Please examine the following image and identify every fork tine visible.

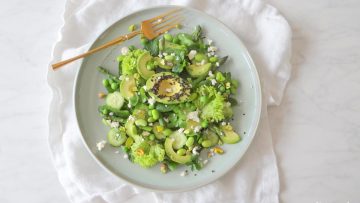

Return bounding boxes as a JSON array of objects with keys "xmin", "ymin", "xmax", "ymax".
[
  {"xmin": 155, "ymin": 20, "xmax": 184, "ymax": 35},
  {"xmin": 152, "ymin": 14, "xmax": 182, "ymax": 26},
  {"xmin": 148, "ymin": 8, "xmax": 182, "ymax": 23},
  {"xmin": 154, "ymin": 17, "xmax": 184, "ymax": 32}
]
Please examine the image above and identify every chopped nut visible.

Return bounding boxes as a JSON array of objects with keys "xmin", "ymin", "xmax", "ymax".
[
  {"xmin": 160, "ymin": 163, "xmax": 168, "ymax": 174},
  {"xmin": 98, "ymin": 92, "xmax": 107, "ymax": 99},
  {"xmin": 213, "ymin": 146, "xmax": 224, "ymax": 154}
]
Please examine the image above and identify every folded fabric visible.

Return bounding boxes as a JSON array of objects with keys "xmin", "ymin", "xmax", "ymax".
[{"xmin": 47, "ymin": 0, "xmax": 292, "ymax": 202}]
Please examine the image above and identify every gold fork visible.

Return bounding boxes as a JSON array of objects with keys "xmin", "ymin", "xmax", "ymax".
[{"xmin": 52, "ymin": 8, "xmax": 183, "ymax": 70}]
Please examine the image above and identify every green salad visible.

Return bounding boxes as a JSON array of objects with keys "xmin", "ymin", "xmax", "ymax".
[{"xmin": 97, "ymin": 25, "xmax": 241, "ymax": 173}]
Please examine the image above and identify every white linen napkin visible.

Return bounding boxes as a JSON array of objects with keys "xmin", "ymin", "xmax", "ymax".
[{"xmin": 47, "ymin": 0, "xmax": 292, "ymax": 202}]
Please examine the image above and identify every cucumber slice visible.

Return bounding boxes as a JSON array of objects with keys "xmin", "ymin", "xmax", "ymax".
[
  {"xmin": 202, "ymin": 130, "xmax": 219, "ymax": 147},
  {"xmin": 106, "ymin": 92, "xmax": 124, "ymax": 109},
  {"xmin": 125, "ymin": 119, "xmax": 137, "ymax": 137},
  {"xmin": 107, "ymin": 128, "xmax": 127, "ymax": 147},
  {"xmin": 170, "ymin": 130, "xmax": 187, "ymax": 149}
]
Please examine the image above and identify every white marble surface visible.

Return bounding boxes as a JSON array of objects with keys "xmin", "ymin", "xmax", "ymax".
[{"xmin": 1, "ymin": 0, "xmax": 359, "ymax": 202}]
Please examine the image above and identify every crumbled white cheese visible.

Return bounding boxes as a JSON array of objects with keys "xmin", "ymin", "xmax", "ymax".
[
  {"xmin": 123, "ymin": 154, "xmax": 129, "ymax": 159},
  {"xmin": 221, "ymin": 122, "xmax": 226, "ymax": 126},
  {"xmin": 200, "ymin": 59, "xmax": 206, "ymax": 65},
  {"xmin": 211, "ymin": 79, "xmax": 217, "ymax": 85},
  {"xmin": 208, "ymin": 71, "xmax": 214, "ymax": 77},
  {"xmin": 207, "ymin": 39, "xmax": 213, "ymax": 45},
  {"xmin": 208, "ymin": 46, "xmax": 218, "ymax": 52},
  {"xmin": 165, "ymin": 88, "xmax": 172, "ymax": 93},
  {"xmin": 119, "ymin": 75, "xmax": 124, "ymax": 80},
  {"xmin": 163, "ymin": 117, "xmax": 169, "ymax": 122},
  {"xmin": 178, "ymin": 128, "xmax": 185, "ymax": 133},
  {"xmin": 194, "ymin": 126, "xmax": 201, "ymax": 133},
  {"xmin": 148, "ymin": 97, "xmax": 156, "ymax": 105},
  {"xmin": 187, "ymin": 111, "xmax": 200, "ymax": 122},
  {"xmin": 203, "ymin": 159, "xmax": 209, "ymax": 165},
  {"xmin": 175, "ymin": 56, "xmax": 180, "ymax": 61},
  {"xmin": 188, "ymin": 50, "xmax": 197, "ymax": 60},
  {"xmin": 207, "ymin": 53, "xmax": 212, "ymax": 57},
  {"xmin": 171, "ymin": 53, "xmax": 175, "ymax": 56},
  {"xmin": 180, "ymin": 170, "xmax": 188, "ymax": 177},
  {"xmin": 121, "ymin": 47, "xmax": 129, "ymax": 55},
  {"xmin": 96, "ymin": 140, "xmax": 106, "ymax": 151},
  {"xmin": 192, "ymin": 146, "xmax": 200, "ymax": 155},
  {"xmin": 210, "ymin": 51, "xmax": 215, "ymax": 56},
  {"xmin": 110, "ymin": 122, "xmax": 119, "ymax": 128},
  {"xmin": 143, "ymin": 85, "xmax": 147, "ymax": 91},
  {"xmin": 216, "ymin": 62, "xmax": 220, "ymax": 67},
  {"xmin": 127, "ymin": 103, "xmax": 131, "ymax": 108},
  {"xmin": 128, "ymin": 115, "xmax": 136, "ymax": 121},
  {"xmin": 142, "ymin": 131, "xmax": 150, "ymax": 136},
  {"xmin": 158, "ymin": 52, "xmax": 163, "ymax": 58},
  {"xmin": 163, "ymin": 52, "xmax": 168, "ymax": 56},
  {"xmin": 109, "ymin": 112, "xmax": 114, "ymax": 116},
  {"xmin": 149, "ymin": 122, "xmax": 153, "ymax": 126}
]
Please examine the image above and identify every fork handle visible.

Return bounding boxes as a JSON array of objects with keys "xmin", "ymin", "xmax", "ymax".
[{"xmin": 52, "ymin": 30, "xmax": 142, "ymax": 70}]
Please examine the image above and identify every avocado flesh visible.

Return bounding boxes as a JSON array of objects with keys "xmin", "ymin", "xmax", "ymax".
[
  {"xmin": 154, "ymin": 57, "xmax": 172, "ymax": 70},
  {"xmin": 164, "ymin": 138, "xmax": 191, "ymax": 164},
  {"xmin": 203, "ymin": 130, "xmax": 219, "ymax": 147},
  {"xmin": 186, "ymin": 63, "xmax": 212, "ymax": 77},
  {"xmin": 220, "ymin": 125, "xmax": 241, "ymax": 144},
  {"xmin": 146, "ymin": 72, "xmax": 190, "ymax": 104},
  {"xmin": 120, "ymin": 75, "xmax": 137, "ymax": 100},
  {"xmin": 136, "ymin": 52, "xmax": 155, "ymax": 79}
]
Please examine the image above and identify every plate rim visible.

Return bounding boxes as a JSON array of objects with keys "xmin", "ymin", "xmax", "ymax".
[{"xmin": 73, "ymin": 5, "xmax": 262, "ymax": 192}]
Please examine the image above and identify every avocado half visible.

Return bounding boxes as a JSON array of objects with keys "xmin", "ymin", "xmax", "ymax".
[{"xmin": 146, "ymin": 72, "xmax": 191, "ymax": 104}]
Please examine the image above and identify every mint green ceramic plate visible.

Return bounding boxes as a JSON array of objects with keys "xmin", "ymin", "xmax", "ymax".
[{"xmin": 74, "ymin": 5, "xmax": 261, "ymax": 192}]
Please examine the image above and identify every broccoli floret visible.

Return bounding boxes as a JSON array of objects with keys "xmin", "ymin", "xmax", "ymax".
[
  {"xmin": 130, "ymin": 137, "xmax": 165, "ymax": 168},
  {"xmin": 200, "ymin": 92, "xmax": 225, "ymax": 122},
  {"xmin": 117, "ymin": 49, "xmax": 146, "ymax": 75}
]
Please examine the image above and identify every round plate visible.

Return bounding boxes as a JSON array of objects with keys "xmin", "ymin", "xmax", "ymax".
[{"xmin": 74, "ymin": 5, "xmax": 261, "ymax": 192}]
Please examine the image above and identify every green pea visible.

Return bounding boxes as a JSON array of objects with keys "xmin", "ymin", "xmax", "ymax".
[
  {"xmin": 202, "ymin": 140, "xmax": 212, "ymax": 148},
  {"xmin": 128, "ymin": 24, "xmax": 136, "ymax": 32},
  {"xmin": 194, "ymin": 53, "xmax": 206, "ymax": 62},
  {"xmin": 177, "ymin": 148, "xmax": 186, "ymax": 156},
  {"xmin": 164, "ymin": 33, "xmax": 173, "ymax": 41},
  {"xmin": 141, "ymin": 38, "xmax": 148, "ymax": 45},
  {"xmin": 102, "ymin": 79, "xmax": 110, "ymax": 87},
  {"xmin": 201, "ymin": 120, "xmax": 208, "ymax": 128},
  {"xmin": 185, "ymin": 137, "xmax": 194, "ymax": 147},
  {"xmin": 102, "ymin": 108, "xmax": 109, "ymax": 115},
  {"xmin": 149, "ymin": 104, "xmax": 155, "ymax": 110},
  {"xmin": 149, "ymin": 134, "xmax": 155, "ymax": 141},
  {"xmin": 163, "ymin": 129, "xmax": 172, "ymax": 136},
  {"xmin": 147, "ymin": 117, "xmax": 155, "ymax": 123},
  {"xmin": 135, "ymin": 119, "xmax": 147, "ymax": 127},
  {"xmin": 209, "ymin": 56, "xmax": 218, "ymax": 63},
  {"xmin": 219, "ymin": 86, "xmax": 225, "ymax": 92},
  {"xmin": 151, "ymin": 109, "xmax": 160, "ymax": 120},
  {"xmin": 164, "ymin": 55, "xmax": 174, "ymax": 62},
  {"xmin": 146, "ymin": 63, "xmax": 154, "ymax": 70},
  {"xmin": 111, "ymin": 83, "xmax": 119, "ymax": 90}
]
